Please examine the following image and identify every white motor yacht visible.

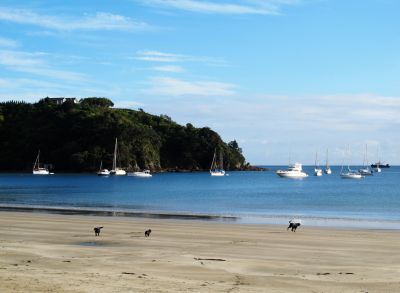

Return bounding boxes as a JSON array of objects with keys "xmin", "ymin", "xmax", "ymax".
[
  {"xmin": 276, "ymin": 163, "xmax": 308, "ymax": 178},
  {"xmin": 127, "ymin": 170, "xmax": 152, "ymax": 177}
]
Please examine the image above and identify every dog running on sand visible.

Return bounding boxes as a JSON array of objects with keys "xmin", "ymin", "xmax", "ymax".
[
  {"xmin": 94, "ymin": 226, "xmax": 103, "ymax": 236},
  {"xmin": 287, "ymin": 220, "xmax": 301, "ymax": 232},
  {"xmin": 145, "ymin": 229, "xmax": 152, "ymax": 237}
]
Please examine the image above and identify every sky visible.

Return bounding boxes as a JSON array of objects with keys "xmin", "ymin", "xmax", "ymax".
[{"xmin": 0, "ymin": 0, "xmax": 399, "ymax": 165}]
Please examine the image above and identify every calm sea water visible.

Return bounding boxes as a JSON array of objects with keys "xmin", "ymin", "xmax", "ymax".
[{"xmin": 0, "ymin": 166, "xmax": 399, "ymax": 228}]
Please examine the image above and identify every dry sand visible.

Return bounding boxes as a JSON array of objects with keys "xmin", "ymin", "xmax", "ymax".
[{"xmin": 1, "ymin": 211, "xmax": 400, "ymax": 292}]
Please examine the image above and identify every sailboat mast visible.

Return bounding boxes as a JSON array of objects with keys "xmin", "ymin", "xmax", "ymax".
[
  {"xmin": 326, "ymin": 149, "xmax": 329, "ymax": 168},
  {"xmin": 113, "ymin": 138, "xmax": 117, "ymax": 170},
  {"xmin": 210, "ymin": 149, "xmax": 216, "ymax": 171},
  {"xmin": 219, "ymin": 150, "xmax": 223, "ymax": 170},
  {"xmin": 34, "ymin": 150, "xmax": 40, "ymax": 170}
]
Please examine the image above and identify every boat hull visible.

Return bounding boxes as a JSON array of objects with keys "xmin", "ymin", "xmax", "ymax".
[
  {"xmin": 210, "ymin": 170, "xmax": 225, "ymax": 176},
  {"xmin": 33, "ymin": 169, "xmax": 50, "ymax": 175},
  {"xmin": 110, "ymin": 169, "xmax": 126, "ymax": 176},
  {"xmin": 340, "ymin": 173, "xmax": 363, "ymax": 179},
  {"xmin": 314, "ymin": 168, "xmax": 323, "ymax": 176},
  {"xmin": 127, "ymin": 172, "xmax": 152, "ymax": 177},
  {"xmin": 276, "ymin": 171, "xmax": 308, "ymax": 178},
  {"xmin": 371, "ymin": 164, "xmax": 390, "ymax": 168},
  {"xmin": 97, "ymin": 169, "xmax": 110, "ymax": 176}
]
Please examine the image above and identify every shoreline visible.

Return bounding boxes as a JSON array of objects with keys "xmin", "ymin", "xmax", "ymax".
[
  {"xmin": 1, "ymin": 205, "xmax": 400, "ymax": 230},
  {"xmin": 1, "ymin": 211, "xmax": 400, "ymax": 292}
]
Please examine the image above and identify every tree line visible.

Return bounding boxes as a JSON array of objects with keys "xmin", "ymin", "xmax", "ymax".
[{"xmin": 0, "ymin": 97, "xmax": 246, "ymax": 172}]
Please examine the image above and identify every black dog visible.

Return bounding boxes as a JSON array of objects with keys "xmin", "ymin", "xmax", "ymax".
[
  {"xmin": 287, "ymin": 221, "xmax": 301, "ymax": 232},
  {"xmin": 94, "ymin": 226, "xmax": 103, "ymax": 236},
  {"xmin": 144, "ymin": 229, "xmax": 152, "ymax": 237}
]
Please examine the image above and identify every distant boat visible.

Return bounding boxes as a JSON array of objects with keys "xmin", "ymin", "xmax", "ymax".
[
  {"xmin": 127, "ymin": 169, "xmax": 152, "ymax": 177},
  {"xmin": 371, "ymin": 162, "xmax": 389, "ymax": 169},
  {"xmin": 314, "ymin": 152, "xmax": 323, "ymax": 176},
  {"xmin": 210, "ymin": 149, "xmax": 225, "ymax": 176},
  {"xmin": 110, "ymin": 138, "xmax": 126, "ymax": 176},
  {"xmin": 276, "ymin": 163, "xmax": 308, "ymax": 178},
  {"xmin": 359, "ymin": 144, "xmax": 373, "ymax": 176},
  {"xmin": 340, "ymin": 146, "xmax": 362, "ymax": 179},
  {"xmin": 32, "ymin": 150, "xmax": 50, "ymax": 175},
  {"xmin": 324, "ymin": 149, "xmax": 332, "ymax": 175},
  {"xmin": 372, "ymin": 146, "xmax": 383, "ymax": 172},
  {"xmin": 97, "ymin": 161, "xmax": 110, "ymax": 176}
]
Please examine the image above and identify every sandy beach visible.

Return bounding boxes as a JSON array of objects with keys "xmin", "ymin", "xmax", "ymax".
[{"xmin": 1, "ymin": 212, "xmax": 400, "ymax": 292}]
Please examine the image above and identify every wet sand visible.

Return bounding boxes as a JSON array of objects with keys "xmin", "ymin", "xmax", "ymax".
[{"xmin": 1, "ymin": 211, "xmax": 399, "ymax": 292}]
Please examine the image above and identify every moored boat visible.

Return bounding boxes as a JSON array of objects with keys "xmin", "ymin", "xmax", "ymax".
[
  {"xmin": 210, "ymin": 149, "xmax": 226, "ymax": 176},
  {"xmin": 110, "ymin": 138, "xmax": 126, "ymax": 176},
  {"xmin": 97, "ymin": 161, "xmax": 110, "ymax": 176},
  {"xmin": 127, "ymin": 170, "xmax": 152, "ymax": 177},
  {"xmin": 276, "ymin": 163, "xmax": 308, "ymax": 178},
  {"xmin": 32, "ymin": 150, "xmax": 50, "ymax": 175}
]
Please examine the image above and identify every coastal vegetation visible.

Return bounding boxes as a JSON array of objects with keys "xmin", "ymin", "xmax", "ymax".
[{"xmin": 0, "ymin": 98, "xmax": 248, "ymax": 172}]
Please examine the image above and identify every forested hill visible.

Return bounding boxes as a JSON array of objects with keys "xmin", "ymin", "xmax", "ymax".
[{"xmin": 0, "ymin": 97, "xmax": 248, "ymax": 172}]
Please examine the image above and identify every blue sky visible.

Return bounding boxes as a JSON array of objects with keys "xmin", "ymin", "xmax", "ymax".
[{"xmin": 1, "ymin": 0, "xmax": 399, "ymax": 165}]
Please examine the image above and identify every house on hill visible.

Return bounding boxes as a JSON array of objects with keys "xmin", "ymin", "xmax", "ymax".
[{"xmin": 47, "ymin": 97, "xmax": 80, "ymax": 105}]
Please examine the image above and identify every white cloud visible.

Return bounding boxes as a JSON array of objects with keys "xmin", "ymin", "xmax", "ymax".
[
  {"xmin": 153, "ymin": 65, "xmax": 184, "ymax": 72},
  {"xmin": 138, "ymin": 93, "xmax": 400, "ymax": 164},
  {"xmin": 144, "ymin": 76, "xmax": 236, "ymax": 96},
  {"xmin": 135, "ymin": 50, "xmax": 183, "ymax": 62},
  {"xmin": 0, "ymin": 7, "xmax": 150, "ymax": 31},
  {"xmin": 0, "ymin": 36, "xmax": 18, "ymax": 47},
  {"xmin": 141, "ymin": 0, "xmax": 300, "ymax": 15},
  {"xmin": 134, "ymin": 50, "xmax": 226, "ymax": 66},
  {"xmin": 0, "ymin": 50, "xmax": 87, "ymax": 82}
]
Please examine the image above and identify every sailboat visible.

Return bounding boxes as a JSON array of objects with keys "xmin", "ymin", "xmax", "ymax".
[
  {"xmin": 110, "ymin": 138, "xmax": 126, "ymax": 175},
  {"xmin": 372, "ymin": 146, "xmax": 382, "ymax": 173},
  {"xmin": 32, "ymin": 150, "xmax": 50, "ymax": 175},
  {"xmin": 324, "ymin": 149, "xmax": 332, "ymax": 174},
  {"xmin": 210, "ymin": 149, "xmax": 225, "ymax": 176},
  {"xmin": 314, "ymin": 152, "xmax": 323, "ymax": 176},
  {"xmin": 340, "ymin": 146, "xmax": 362, "ymax": 179},
  {"xmin": 359, "ymin": 144, "xmax": 373, "ymax": 176},
  {"xmin": 97, "ymin": 161, "xmax": 110, "ymax": 176}
]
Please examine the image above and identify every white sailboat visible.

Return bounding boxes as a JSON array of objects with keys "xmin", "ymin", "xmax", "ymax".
[
  {"xmin": 340, "ymin": 146, "xmax": 362, "ymax": 179},
  {"xmin": 359, "ymin": 144, "xmax": 373, "ymax": 176},
  {"xmin": 324, "ymin": 149, "xmax": 332, "ymax": 174},
  {"xmin": 210, "ymin": 149, "xmax": 225, "ymax": 176},
  {"xmin": 372, "ymin": 146, "xmax": 382, "ymax": 173},
  {"xmin": 97, "ymin": 161, "xmax": 110, "ymax": 176},
  {"xmin": 32, "ymin": 150, "xmax": 50, "ymax": 175},
  {"xmin": 110, "ymin": 138, "xmax": 126, "ymax": 175},
  {"xmin": 314, "ymin": 152, "xmax": 323, "ymax": 176}
]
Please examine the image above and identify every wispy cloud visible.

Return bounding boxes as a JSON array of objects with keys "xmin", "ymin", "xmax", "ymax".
[
  {"xmin": 140, "ymin": 0, "xmax": 300, "ymax": 15},
  {"xmin": 144, "ymin": 76, "xmax": 236, "ymax": 96},
  {"xmin": 153, "ymin": 65, "xmax": 185, "ymax": 72},
  {"xmin": 135, "ymin": 50, "xmax": 226, "ymax": 65},
  {"xmin": 0, "ymin": 50, "xmax": 87, "ymax": 82},
  {"xmin": 0, "ymin": 36, "xmax": 18, "ymax": 47},
  {"xmin": 0, "ymin": 7, "xmax": 150, "ymax": 31},
  {"xmin": 135, "ymin": 51, "xmax": 183, "ymax": 62}
]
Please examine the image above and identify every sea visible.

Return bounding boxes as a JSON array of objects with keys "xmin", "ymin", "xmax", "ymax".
[{"xmin": 0, "ymin": 166, "xmax": 399, "ymax": 229}]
